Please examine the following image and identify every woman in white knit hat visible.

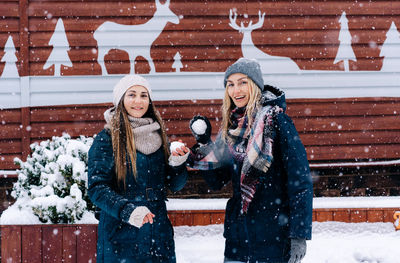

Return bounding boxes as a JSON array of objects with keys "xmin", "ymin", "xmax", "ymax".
[{"xmin": 88, "ymin": 74, "xmax": 189, "ymax": 263}]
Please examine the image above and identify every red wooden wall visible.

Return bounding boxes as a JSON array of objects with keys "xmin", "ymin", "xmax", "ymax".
[
  {"xmin": 2, "ymin": 97, "xmax": 400, "ymax": 171},
  {"xmin": 1, "ymin": 0, "xmax": 400, "ymax": 76}
]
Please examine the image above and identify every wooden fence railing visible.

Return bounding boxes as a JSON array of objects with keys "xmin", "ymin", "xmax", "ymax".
[
  {"xmin": 1, "ymin": 224, "xmax": 97, "ymax": 263},
  {"xmin": 2, "ymin": 207, "xmax": 399, "ymax": 263}
]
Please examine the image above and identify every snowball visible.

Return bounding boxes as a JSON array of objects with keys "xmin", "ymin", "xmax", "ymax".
[
  {"xmin": 191, "ymin": 119, "xmax": 207, "ymax": 135},
  {"xmin": 170, "ymin": 141, "xmax": 185, "ymax": 153}
]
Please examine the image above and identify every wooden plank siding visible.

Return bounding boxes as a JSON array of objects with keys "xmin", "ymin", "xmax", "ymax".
[
  {"xmin": 0, "ymin": 1, "xmax": 398, "ymax": 74},
  {"xmin": 312, "ymin": 208, "xmax": 400, "ymax": 223},
  {"xmin": 2, "ymin": 98, "xmax": 400, "ymax": 200},
  {"xmin": 1, "ymin": 0, "xmax": 400, "ymax": 216},
  {"xmin": 1, "ymin": 97, "xmax": 400, "ymax": 170},
  {"xmin": 0, "ymin": 224, "xmax": 97, "ymax": 263},
  {"xmin": 2, "ymin": 0, "xmax": 400, "ymax": 110},
  {"xmin": 3, "ymin": 0, "xmax": 398, "ymax": 76}
]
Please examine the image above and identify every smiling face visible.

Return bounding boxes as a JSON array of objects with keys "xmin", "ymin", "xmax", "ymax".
[
  {"xmin": 123, "ymin": 85, "xmax": 150, "ymax": 118},
  {"xmin": 226, "ymin": 73, "xmax": 251, "ymax": 108}
]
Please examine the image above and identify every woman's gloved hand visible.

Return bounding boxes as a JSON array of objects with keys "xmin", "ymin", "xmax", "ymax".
[
  {"xmin": 128, "ymin": 206, "xmax": 155, "ymax": 228},
  {"xmin": 288, "ymin": 238, "xmax": 306, "ymax": 263},
  {"xmin": 189, "ymin": 115, "xmax": 212, "ymax": 145}
]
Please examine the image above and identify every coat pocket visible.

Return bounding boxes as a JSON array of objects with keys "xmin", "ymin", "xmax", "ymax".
[
  {"xmin": 103, "ymin": 212, "xmax": 152, "ymax": 258},
  {"xmin": 223, "ymin": 198, "xmax": 247, "ymax": 241},
  {"xmin": 253, "ymin": 207, "xmax": 289, "ymax": 244},
  {"xmin": 107, "ymin": 217, "xmax": 152, "ymax": 257},
  {"xmin": 152, "ymin": 215, "xmax": 176, "ymax": 258}
]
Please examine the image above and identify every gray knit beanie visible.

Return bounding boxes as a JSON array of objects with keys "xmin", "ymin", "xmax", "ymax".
[{"xmin": 224, "ymin": 58, "xmax": 264, "ymax": 91}]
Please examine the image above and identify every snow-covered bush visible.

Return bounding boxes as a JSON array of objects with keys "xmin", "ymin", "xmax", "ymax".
[{"xmin": 1, "ymin": 133, "xmax": 97, "ymax": 224}]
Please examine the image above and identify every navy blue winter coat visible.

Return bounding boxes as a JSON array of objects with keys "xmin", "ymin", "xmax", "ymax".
[
  {"xmin": 88, "ymin": 129, "xmax": 187, "ymax": 263},
  {"xmin": 200, "ymin": 86, "xmax": 313, "ymax": 263}
]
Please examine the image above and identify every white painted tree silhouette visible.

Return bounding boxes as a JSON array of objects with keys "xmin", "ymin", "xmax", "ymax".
[
  {"xmin": 172, "ymin": 52, "xmax": 183, "ymax": 72},
  {"xmin": 43, "ymin": 18, "xmax": 73, "ymax": 76},
  {"xmin": 334, "ymin": 11, "xmax": 357, "ymax": 71},
  {"xmin": 1, "ymin": 35, "xmax": 19, "ymax": 77},
  {"xmin": 380, "ymin": 22, "xmax": 400, "ymax": 72}
]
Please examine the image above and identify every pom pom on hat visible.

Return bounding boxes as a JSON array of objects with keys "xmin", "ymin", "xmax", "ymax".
[
  {"xmin": 224, "ymin": 58, "xmax": 264, "ymax": 91},
  {"xmin": 113, "ymin": 74, "xmax": 152, "ymax": 106}
]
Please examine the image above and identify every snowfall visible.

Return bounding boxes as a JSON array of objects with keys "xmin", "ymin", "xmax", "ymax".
[{"xmin": 2, "ymin": 197, "xmax": 400, "ymax": 263}]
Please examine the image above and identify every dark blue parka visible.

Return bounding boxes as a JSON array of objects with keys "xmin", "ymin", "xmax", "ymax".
[
  {"xmin": 88, "ymin": 129, "xmax": 187, "ymax": 263},
  {"xmin": 200, "ymin": 86, "xmax": 313, "ymax": 263}
]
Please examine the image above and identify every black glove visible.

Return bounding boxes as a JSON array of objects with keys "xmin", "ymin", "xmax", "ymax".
[
  {"xmin": 189, "ymin": 115, "xmax": 212, "ymax": 145},
  {"xmin": 288, "ymin": 238, "xmax": 306, "ymax": 263}
]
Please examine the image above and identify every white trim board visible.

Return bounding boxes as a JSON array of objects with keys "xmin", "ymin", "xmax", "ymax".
[{"xmin": 1, "ymin": 71, "xmax": 400, "ymax": 109}]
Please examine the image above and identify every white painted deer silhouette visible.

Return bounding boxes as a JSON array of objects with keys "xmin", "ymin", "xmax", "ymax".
[
  {"xmin": 94, "ymin": 0, "xmax": 179, "ymax": 75},
  {"xmin": 229, "ymin": 9, "xmax": 300, "ymax": 73}
]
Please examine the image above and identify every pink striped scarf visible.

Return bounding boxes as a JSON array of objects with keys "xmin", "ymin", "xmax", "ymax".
[{"xmin": 228, "ymin": 105, "xmax": 282, "ymax": 213}]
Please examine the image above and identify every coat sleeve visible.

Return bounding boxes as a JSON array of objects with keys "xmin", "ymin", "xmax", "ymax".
[
  {"xmin": 200, "ymin": 165, "xmax": 232, "ymax": 191},
  {"xmin": 190, "ymin": 136, "xmax": 233, "ymax": 191},
  {"xmin": 165, "ymin": 162, "xmax": 188, "ymax": 193},
  {"xmin": 87, "ymin": 130, "xmax": 136, "ymax": 223},
  {"xmin": 275, "ymin": 113, "xmax": 313, "ymax": 240}
]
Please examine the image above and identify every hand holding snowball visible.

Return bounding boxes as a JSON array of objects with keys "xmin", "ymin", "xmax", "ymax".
[
  {"xmin": 168, "ymin": 140, "xmax": 190, "ymax": 166},
  {"xmin": 189, "ymin": 115, "xmax": 212, "ymax": 144},
  {"xmin": 170, "ymin": 140, "xmax": 189, "ymax": 156}
]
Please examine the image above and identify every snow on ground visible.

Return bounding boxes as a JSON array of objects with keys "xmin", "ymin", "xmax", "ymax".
[
  {"xmin": 175, "ymin": 224, "xmax": 225, "ymax": 263},
  {"xmin": 174, "ymin": 222, "xmax": 400, "ymax": 263}
]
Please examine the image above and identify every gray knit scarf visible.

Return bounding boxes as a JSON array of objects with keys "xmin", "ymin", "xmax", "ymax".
[{"xmin": 104, "ymin": 108, "xmax": 162, "ymax": 155}]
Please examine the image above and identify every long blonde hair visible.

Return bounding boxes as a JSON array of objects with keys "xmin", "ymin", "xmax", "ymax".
[
  {"xmin": 110, "ymin": 99, "xmax": 170, "ymax": 189},
  {"xmin": 221, "ymin": 77, "xmax": 262, "ymax": 142}
]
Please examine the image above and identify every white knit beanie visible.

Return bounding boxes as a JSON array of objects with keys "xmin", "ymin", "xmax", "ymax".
[{"xmin": 113, "ymin": 75, "xmax": 152, "ymax": 106}]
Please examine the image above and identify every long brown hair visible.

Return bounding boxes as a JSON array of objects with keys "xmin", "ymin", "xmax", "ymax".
[
  {"xmin": 110, "ymin": 98, "xmax": 170, "ymax": 189},
  {"xmin": 221, "ymin": 77, "xmax": 261, "ymax": 142}
]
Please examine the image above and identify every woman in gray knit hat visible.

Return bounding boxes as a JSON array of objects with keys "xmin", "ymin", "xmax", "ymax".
[
  {"xmin": 88, "ymin": 74, "xmax": 189, "ymax": 263},
  {"xmin": 189, "ymin": 58, "xmax": 313, "ymax": 263}
]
